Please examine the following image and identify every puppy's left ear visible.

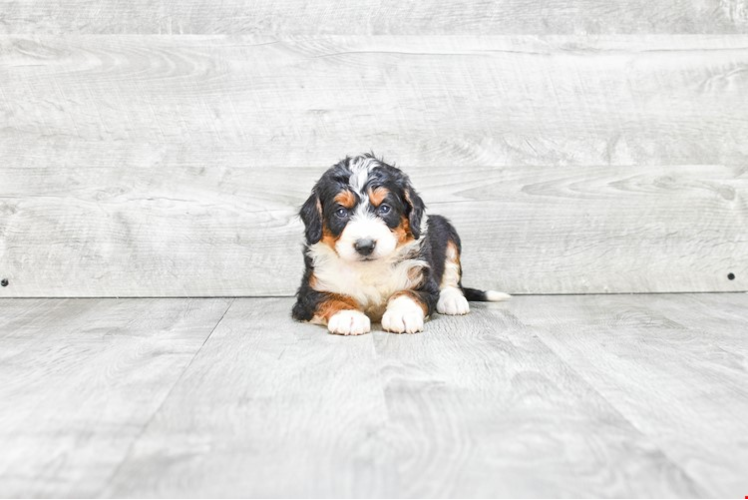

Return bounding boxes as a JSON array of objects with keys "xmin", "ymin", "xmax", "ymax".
[
  {"xmin": 404, "ymin": 184, "xmax": 426, "ymax": 239},
  {"xmin": 300, "ymin": 190, "xmax": 323, "ymax": 244}
]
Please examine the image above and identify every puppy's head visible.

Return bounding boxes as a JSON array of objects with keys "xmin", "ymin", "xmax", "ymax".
[{"xmin": 300, "ymin": 154, "xmax": 425, "ymax": 262}]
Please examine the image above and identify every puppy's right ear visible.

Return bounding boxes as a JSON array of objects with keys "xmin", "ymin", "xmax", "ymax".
[
  {"xmin": 404, "ymin": 185, "xmax": 425, "ymax": 240},
  {"xmin": 300, "ymin": 190, "xmax": 323, "ymax": 245}
]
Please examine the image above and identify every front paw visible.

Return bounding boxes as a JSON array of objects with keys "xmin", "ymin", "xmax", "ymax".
[
  {"xmin": 328, "ymin": 310, "xmax": 371, "ymax": 336},
  {"xmin": 382, "ymin": 297, "xmax": 425, "ymax": 334}
]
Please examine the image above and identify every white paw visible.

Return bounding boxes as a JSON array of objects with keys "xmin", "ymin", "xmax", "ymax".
[
  {"xmin": 328, "ymin": 310, "xmax": 371, "ymax": 336},
  {"xmin": 382, "ymin": 296, "xmax": 425, "ymax": 334},
  {"xmin": 437, "ymin": 287, "xmax": 470, "ymax": 315}
]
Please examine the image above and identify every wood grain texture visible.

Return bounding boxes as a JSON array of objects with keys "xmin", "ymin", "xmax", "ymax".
[
  {"xmin": 1, "ymin": 35, "xmax": 747, "ymax": 296},
  {"xmin": 102, "ymin": 298, "xmax": 396, "ymax": 498},
  {"xmin": 0, "ymin": 297, "xmax": 232, "ymax": 498},
  {"xmin": 510, "ymin": 293, "xmax": 748, "ymax": 498},
  {"xmin": 1, "ymin": 161, "xmax": 745, "ymax": 296},
  {"xmin": 0, "ymin": 0, "xmax": 747, "ymax": 34},
  {"xmin": 102, "ymin": 297, "xmax": 709, "ymax": 497},
  {"xmin": 2, "ymin": 36, "xmax": 748, "ymax": 167},
  {"xmin": 3, "ymin": 295, "xmax": 746, "ymax": 496},
  {"xmin": 369, "ymin": 302, "xmax": 704, "ymax": 498}
]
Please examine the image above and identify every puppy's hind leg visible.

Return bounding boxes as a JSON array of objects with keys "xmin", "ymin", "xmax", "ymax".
[{"xmin": 436, "ymin": 240, "xmax": 471, "ymax": 315}]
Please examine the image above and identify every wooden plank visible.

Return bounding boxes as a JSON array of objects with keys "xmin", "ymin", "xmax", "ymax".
[
  {"xmin": 510, "ymin": 293, "xmax": 748, "ymax": 498},
  {"xmin": 0, "ymin": 0, "xmax": 747, "ymax": 34},
  {"xmin": 370, "ymin": 302, "xmax": 706, "ymax": 497},
  {"xmin": 102, "ymin": 298, "xmax": 397, "ymax": 497},
  {"xmin": 0, "ymin": 297, "xmax": 232, "ymax": 497},
  {"xmin": 2, "ymin": 35, "xmax": 747, "ymax": 296},
  {"xmin": 2, "ymin": 295, "xmax": 743, "ymax": 496},
  {"xmin": 1, "ymin": 162, "xmax": 745, "ymax": 297},
  {"xmin": 105, "ymin": 297, "xmax": 705, "ymax": 497},
  {"xmin": 1, "ymin": 36, "xmax": 748, "ymax": 167}
]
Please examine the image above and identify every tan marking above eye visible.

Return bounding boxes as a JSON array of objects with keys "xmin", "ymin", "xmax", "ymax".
[
  {"xmin": 369, "ymin": 186, "xmax": 389, "ymax": 206},
  {"xmin": 334, "ymin": 190, "xmax": 356, "ymax": 209}
]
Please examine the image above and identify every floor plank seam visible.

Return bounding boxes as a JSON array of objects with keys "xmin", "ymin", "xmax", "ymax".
[
  {"xmin": 4, "ymin": 296, "xmax": 743, "ymax": 496},
  {"xmin": 93, "ymin": 298, "xmax": 235, "ymax": 497},
  {"xmin": 1, "ymin": 291, "xmax": 747, "ymax": 300}
]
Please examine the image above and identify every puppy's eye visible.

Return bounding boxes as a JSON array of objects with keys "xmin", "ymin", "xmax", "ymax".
[
  {"xmin": 335, "ymin": 207, "xmax": 349, "ymax": 218},
  {"xmin": 378, "ymin": 204, "xmax": 391, "ymax": 215}
]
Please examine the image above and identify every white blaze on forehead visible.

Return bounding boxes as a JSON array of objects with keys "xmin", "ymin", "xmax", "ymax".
[{"xmin": 348, "ymin": 156, "xmax": 378, "ymax": 194}]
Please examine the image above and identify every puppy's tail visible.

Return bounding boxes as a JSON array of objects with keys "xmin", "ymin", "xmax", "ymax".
[{"xmin": 461, "ymin": 287, "xmax": 511, "ymax": 302}]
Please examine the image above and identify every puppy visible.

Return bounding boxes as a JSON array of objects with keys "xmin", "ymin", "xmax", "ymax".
[{"xmin": 292, "ymin": 154, "xmax": 509, "ymax": 335}]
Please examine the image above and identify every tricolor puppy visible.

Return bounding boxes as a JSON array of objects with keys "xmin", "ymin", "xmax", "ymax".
[{"xmin": 292, "ymin": 154, "xmax": 509, "ymax": 335}]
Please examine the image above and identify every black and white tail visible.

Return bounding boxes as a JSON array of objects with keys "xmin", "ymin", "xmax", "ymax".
[{"xmin": 461, "ymin": 287, "xmax": 511, "ymax": 302}]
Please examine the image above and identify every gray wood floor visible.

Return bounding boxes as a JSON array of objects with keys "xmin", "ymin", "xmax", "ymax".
[{"xmin": 0, "ymin": 294, "xmax": 746, "ymax": 498}]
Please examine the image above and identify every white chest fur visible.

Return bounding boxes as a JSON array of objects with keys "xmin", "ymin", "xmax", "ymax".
[{"xmin": 308, "ymin": 242, "xmax": 427, "ymax": 319}]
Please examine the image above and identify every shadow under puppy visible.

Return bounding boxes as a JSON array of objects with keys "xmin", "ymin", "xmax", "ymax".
[{"xmin": 292, "ymin": 154, "xmax": 509, "ymax": 335}]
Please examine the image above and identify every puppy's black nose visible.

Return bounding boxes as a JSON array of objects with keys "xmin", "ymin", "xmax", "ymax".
[{"xmin": 354, "ymin": 238, "xmax": 376, "ymax": 256}]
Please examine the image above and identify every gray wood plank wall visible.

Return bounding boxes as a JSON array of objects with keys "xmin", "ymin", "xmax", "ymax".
[
  {"xmin": 0, "ymin": 9, "xmax": 746, "ymax": 297},
  {"xmin": 1, "ymin": 0, "xmax": 748, "ymax": 34}
]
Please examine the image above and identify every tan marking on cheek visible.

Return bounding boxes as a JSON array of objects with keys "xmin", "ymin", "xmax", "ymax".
[
  {"xmin": 321, "ymin": 221, "xmax": 340, "ymax": 251},
  {"xmin": 334, "ymin": 190, "xmax": 356, "ymax": 209},
  {"xmin": 368, "ymin": 186, "xmax": 389, "ymax": 206},
  {"xmin": 312, "ymin": 294, "xmax": 361, "ymax": 323},
  {"xmin": 389, "ymin": 290, "xmax": 428, "ymax": 316},
  {"xmin": 394, "ymin": 216, "xmax": 415, "ymax": 246}
]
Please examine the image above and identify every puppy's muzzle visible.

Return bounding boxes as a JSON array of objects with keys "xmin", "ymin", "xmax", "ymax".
[{"xmin": 354, "ymin": 238, "xmax": 376, "ymax": 257}]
